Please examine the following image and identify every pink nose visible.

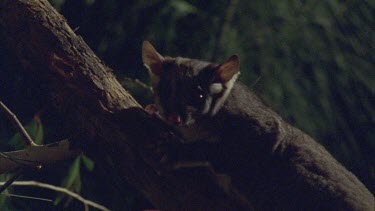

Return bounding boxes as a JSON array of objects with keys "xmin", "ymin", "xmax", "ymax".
[{"xmin": 168, "ymin": 113, "xmax": 181, "ymax": 125}]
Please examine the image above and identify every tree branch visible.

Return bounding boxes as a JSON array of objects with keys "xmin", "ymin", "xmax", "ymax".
[
  {"xmin": 0, "ymin": 101, "xmax": 37, "ymax": 146},
  {"xmin": 0, "ymin": 181, "xmax": 110, "ymax": 211},
  {"xmin": 0, "ymin": 168, "xmax": 23, "ymax": 193},
  {"xmin": 0, "ymin": 140, "xmax": 80, "ymax": 174},
  {"xmin": 0, "ymin": 100, "xmax": 80, "ymax": 190},
  {"xmin": 0, "ymin": 0, "xmax": 246, "ymax": 210}
]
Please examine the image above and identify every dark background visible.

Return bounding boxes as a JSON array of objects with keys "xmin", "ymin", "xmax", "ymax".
[{"xmin": 0, "ymin": 0, "xmax": 373, "ymax": 210}]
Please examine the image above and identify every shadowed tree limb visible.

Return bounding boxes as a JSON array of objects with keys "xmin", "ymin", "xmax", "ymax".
[
  {"xmin": 0, "ymin": 100, "xmax": 80, "ymax": 193},
  {"xmin": 0, "ymin": 181, "xmax": 110, "ymax": 211},
  {"xmin": 0, "ymin": 139, "xmax": 80, "ymax": 174},
  {"xmin": 0, "ymin": 168, "xmax": 23, "ymax": 193},
  {"xmin": 0, "ymin": 0, "xmax": 250, "ymax": 210}
]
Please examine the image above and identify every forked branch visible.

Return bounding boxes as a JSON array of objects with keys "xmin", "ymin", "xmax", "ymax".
[{"xmin": 0, "ymin": 181, "xmax": 110, "ymax": 211}]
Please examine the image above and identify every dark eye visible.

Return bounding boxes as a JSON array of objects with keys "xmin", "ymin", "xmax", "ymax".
[{"xmin": 191, "ymin": 86, "xmax": 205, "ymax": 108}]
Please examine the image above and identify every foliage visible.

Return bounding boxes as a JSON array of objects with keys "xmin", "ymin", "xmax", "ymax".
[
  {"xmin": 54, "ymin": 155, "xmax": 94, "ymax": 206},
  {"xmin": 0, "ymin": 0, "xmax": 373, "ymax": 209},
  {"xmin": 9, "ymin": 115, "xmax": 44, "ymax": 149}
]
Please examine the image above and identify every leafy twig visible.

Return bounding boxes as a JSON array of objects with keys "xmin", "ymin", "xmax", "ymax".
[
  {"xmin": 1, "ymin": 192, "xmax": 53, "ymax": 202},
  {"xmin": 0, "ymin": 168, "xmax": 23, "ymax": 193},
  {"xmin": 0, "ymin": 101, "xmax": 37, "ymax": 146},
  {"xmin": 0, "ymin": 101, "xmax": 80, "ymax": 175},
  {"xmin": 0, "ymin": 180, "xmax": 110, "ymax": 211},
  {"xmin": 0, "ymin": 140, "xmax": 81, "ymax": 174}
]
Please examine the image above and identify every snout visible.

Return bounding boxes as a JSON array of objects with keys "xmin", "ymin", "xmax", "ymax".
[{"xmin": 167, "ymin": 112, "xmax": 182, "ymax": 125}]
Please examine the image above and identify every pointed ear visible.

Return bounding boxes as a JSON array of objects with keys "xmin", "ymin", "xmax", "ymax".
[
  {"xmin": 216, "ymin": 55, "xmax": 240, "ymax": 82},
  {"xmin": 142, "ymin": 41, "xmax": 164, "ymax": 76}
]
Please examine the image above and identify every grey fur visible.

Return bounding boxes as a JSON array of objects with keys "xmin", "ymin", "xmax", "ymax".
[{"xmin": 178, "ymin": 82, "xmax": 374, "ymax": 210}]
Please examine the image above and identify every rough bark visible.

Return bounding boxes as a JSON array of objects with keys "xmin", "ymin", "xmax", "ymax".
[
  {"xmin": 0, "ymin": 0, "xmax": 249, "ymax": 210},
  {"xmin": 0, "ymin": 0, "xmax": 373, "ymax": 210}
]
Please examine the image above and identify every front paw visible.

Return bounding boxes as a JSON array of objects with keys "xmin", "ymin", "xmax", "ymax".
[{"xmin": 145, "ymin": 104, "xmax": 162, "ymax": 118}]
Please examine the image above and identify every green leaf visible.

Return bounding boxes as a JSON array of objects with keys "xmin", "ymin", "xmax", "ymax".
[
  {"xmin": 32, "ymin": 115, "xmax": 44, "ymax": 145},
  {"xmin": 0, "ymin": 175, "xmax": 9, "ymax": 207},
  {"xmin": 64, "ymin": 157, "xmax": 81, "ymax": 189},
  {"xmin": 54, "ymin": 157, "xmax": 81, "ymax": 205},
  {"xmin": 81, "ymin": 155, "xmax": 95, "ymax": 171},
  {"xmin": 9, "ymin": 133, "xmax": 24, "ymax": 150},
  {"xmin": 171, "ymin": 0, "xmax": 197, "ymax": 15},
  {"xmin": 84, "ymin": 0, "xmax": 95, "ymax": 6},
  {"xmin": 8, "ymin": 114, "xmax": 44, "ymax": 149}
]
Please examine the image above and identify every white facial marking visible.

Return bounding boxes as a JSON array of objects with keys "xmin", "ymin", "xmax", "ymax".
[
  {"xmin": 202, "ymin": 95, "xmax": 213, "ymax": 114},
  {"xmin": 209, "ymin": 83, "xmax": 223, "ymax": 94},
  {"xmin": 210, "ymin": 72, "xmax": 240, "ymax": 116}
]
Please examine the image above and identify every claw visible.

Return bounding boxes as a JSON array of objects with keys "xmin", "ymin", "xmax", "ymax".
[{"xmin": 145, "ymin": 104, "xmax": 164, "ymax": 120}]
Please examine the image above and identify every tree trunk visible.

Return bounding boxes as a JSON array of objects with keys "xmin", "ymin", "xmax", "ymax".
[{"xmin": 0, "ymin": 0, "xmax": 250, "ymax": 210}]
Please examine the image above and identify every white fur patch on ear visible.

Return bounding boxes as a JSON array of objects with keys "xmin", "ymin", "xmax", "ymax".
[
  {"xmin": 209, "ymin": 83, "xmax": 223, "ymax": 94},
  {"xmin": 210, "ymin": 71, "xmax": 240, "ymax": 115},
  {"xmin": 202, "ymin": 95, "xmax": 213, "ymax": 114}
]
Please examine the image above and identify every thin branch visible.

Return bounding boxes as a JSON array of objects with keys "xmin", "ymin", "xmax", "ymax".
[
  {"xmin": 0, "ymin": 101, "xmax": 37, "ymax": 146},
  {"xmin": 0, "ymin": 168, "xmax": 23, "ymax": 193},
  {"xmin": 0, "ymin": 181, "xmax": 110, "ymax": 211},
  {"xmin": 1, "ymin": 192, "xmax": 53, "ymax": 202},
  {"xmin": 0, "ymin": 139, "xmax": 81, "ymax": 174}
]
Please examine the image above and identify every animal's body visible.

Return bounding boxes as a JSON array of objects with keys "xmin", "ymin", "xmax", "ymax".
[{"xmin": 142, "ymin": 41, "xmax": 374, "ymax": 210}]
